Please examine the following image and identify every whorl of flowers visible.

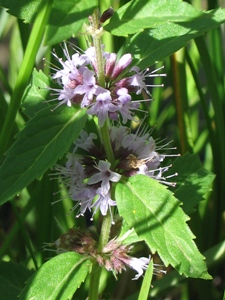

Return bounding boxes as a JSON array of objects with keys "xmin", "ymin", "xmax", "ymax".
[
  {"xmin": 54, "ymin": 126, "xmax": 177, "ymax": 221},
  {"xmin": 47, "ymin": 13, "xmax": 176, "ymax": 283},
  {"xmin": 47, "ymin": 228, "xmax": 166, "ymax": 280},
  {"xmin": 48, "ymin": 43, "xmax": 165, "ymax": 126}
]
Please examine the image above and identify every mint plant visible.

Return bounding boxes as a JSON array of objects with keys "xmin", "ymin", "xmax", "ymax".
[{"xmin": 0, "ymin": 1, "xmax": 224, "ymax": 299}]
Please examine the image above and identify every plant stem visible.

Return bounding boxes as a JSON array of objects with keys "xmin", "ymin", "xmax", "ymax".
[
  {"xmin": 88, "ymin": 11, "xmax": 115, "ymax": 300},
  {"xmin": 100, "ymin": 121, "xmax": 115, "ymax": 166},
  {"xmin": 88, "ymin": 263, "xmax": 102, "ymax": 300},
  {"xmin": 91, "ymin": 10, "xmax": 115, "ymax": 166},
  {"xmin": 88, "ymin": 211, "xmax": 112, "ymax": 300},
  {"xmin": 98, "ymin": 210, "xmax": 112, "ymax": 252},
  {"xmin": 92, "ymin": 10, "xmax": 105, "ymax": 87}
]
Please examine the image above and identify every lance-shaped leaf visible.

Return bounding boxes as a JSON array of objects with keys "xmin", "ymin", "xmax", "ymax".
[
  {"xmin": 19, "ymin": 253, "xmax": 91, "ymax": 300},
  {"xmin": 115, "ymin": 175, "xmax": 211, "ymax": 279},
  {"xmin": 138, "ymin": 259, "xmax": 154, "ymax": 300},
  {"xmin": 105, "ymin": 0, "xmax": 225, "ymax": 37},
  {"xmin": 0, "ymin": 105, "xmax": 87, "ymax": 205},
  {"xmin": 122, "ymin": 8, "xmax": 225, "ymax": 69},
  {"xmin": 0, "ymin": 0, "xmax": 97, "ymax": 45}
]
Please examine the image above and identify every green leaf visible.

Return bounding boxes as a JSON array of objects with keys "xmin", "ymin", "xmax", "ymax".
[
  {"xmin": 45, "ymin": 0, "xmax": 98, "ymax": 45},
  {"xmin": 0, "ymin": 0, "xmax": 97, "ymax": 45},
  {"xmin": 138, "ymin": 259, "xmax": 153, "ymax": 300},
  {"xmin": 169, "ymin": 153, "xmax": 215, "ymax": 214},
  {"xmin": 118, "ymin": 221, "xmax": 142, "ymax": 245},
  {"xmin": 0, "ymin": 261, "xmax": 34, "ymax": 300},
  {"xmin": 0, "ymin": 105, "xmax": 87, "ymax": 205},
  {"xmin": 0, "ymin": 0, "xmax": 42, "ymax": 23},
  {"xmin": 0, "ymin": 276, "xmax": 20, "ymax": 300},
  {"xmin": 122, "ymin": 8, "xmax": 225, "ymax": 69},
  {"xmin": 115, "ymin": 175, "xmax": 211, "ymax": 279},
  {"xmin": 22, "ymin": 69, "xmax": 52, "ymax": 118},
  {"xmin": 19, "ymin": 253, "xmax": 91, "ymax": 300},
  {"xmin": 149, "ymin": 240, "xmax": 225, "ymax": 298},
  {"xmin": 105, "ymin": 0, "xmax": 225, "ymax": 37}
]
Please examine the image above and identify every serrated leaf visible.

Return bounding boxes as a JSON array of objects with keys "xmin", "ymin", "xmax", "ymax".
[
  {"xmin": 22, "ymin": 69, "xmax": 53, "ymax": 118},
  {"xmin": 121, "ymin": 8, "xmax": 225, "ymax": 69},
  {"xmin": 0, "ymin": 105, "xmax": 87, "ymax": 205},
  {"xmin": 105, "ymin": 0, "xmax": 225, "ymax": 37},
  {"xmin": 115, "ymin": 175, "xmax": 211, "ymax": 279},
  {"xmin": 0, "ymin": 0, "xmax": 41, "ymax": 23},
  {"xmin": 168, "ymin": 153, "xmax": 215, "ymax": 214},
  {"xmin": 19, "ymin": 253, "xmax": 91, "ymax": 300}
]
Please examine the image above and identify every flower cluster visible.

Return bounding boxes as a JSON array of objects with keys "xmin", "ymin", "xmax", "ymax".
[
  {"xmin": 48, "ymin": 32, "xmax": 171, "ymax": 284},
  {"xmin": 49, "ymin": 43, "xmax": 164, "ymax": 126},
  {"xmin": 47, "ymin": 227, "xmax": 166, "ymax": 280},
  {"xmin": 55, "ymin": 125, "xmax": 176, "ymax": 221}
]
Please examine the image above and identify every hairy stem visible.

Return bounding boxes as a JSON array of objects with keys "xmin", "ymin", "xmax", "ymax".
[
  {"xmin": 88, "ymin": 10, "xmax": 114, "ymax": 300},
  {"xmin": 92, "ymin": 10, "xmax": 105, "ymax": 87},
  {"xmin": 100, "ymin": 121, "xmax": 115, "ymax": 166}
]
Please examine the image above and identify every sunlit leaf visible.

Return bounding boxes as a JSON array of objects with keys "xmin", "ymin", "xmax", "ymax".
[
  {"xmin": 19, "ymin": 253, "xmax": 91, "ymax": 300},
  {"xmin": 0, "ymin": 0, "xmax": 42, "ymax": 23},
  {"xmin": 105, "ymin": 0, "xmax": 225, "ymax": 37},
  {"xmin": 0, "ymin": 0, "xmax": 97, "ymax": 45},
  {"xmin": 116, "ymin": 175, "xmax": 211, "ymax": 279},
  {"xmin": 123, "ymin": 7, "xmax": 225, "ymax": 69}
]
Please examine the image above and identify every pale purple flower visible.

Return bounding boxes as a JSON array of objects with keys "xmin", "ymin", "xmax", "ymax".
[
  {"xmin": 47, "ymin": 86, "xmax": 75, "ymax": 108},
  {"xmin": 48, "ymin": 42, "xmax": 166, "ymax": 124},
  {"xmin": 88, "ymin": 160, "xmax": 121, "ymax": 195},
  {"xmin": 52, "ymin": 43, "xmax": 89, "ymax": 86},
  {"xmin": 92, "ymin": 187, "xmax": 116, "ymax": 216},
  {"xmin": 111, "ymin": 53, "xmax": 132, "ymax": 80},
  {"xmin": 87, "ymin": 91, "xmax": 118, "ymax": 126},
  {"xmin": 104, "ymin": 52, "xmax": 117, "ymax": 78},
  {"xmin": 83, "ymin": 45, "xmax": 105, "ymax": 68},
  {"xmin": 77, "ymin": 186, "xmax": 97, "ymax": 216},
  {"xmin": 73, "ymin": 130, "xmax": 97, "ymax": 152},
  {"xmin": 57, "ymin": 86, "xmax": 75, "ymax": 107},
  {"xmin": 114, "ymin": 88, "xmax": 140, "ymax": 123},
  {"xmin": 73, "ymin": 69, "xmax": 100, "ymax": 107},
  {"xmin": 128, "ymin": 66, "xmax": 149, "ymax": 95}
]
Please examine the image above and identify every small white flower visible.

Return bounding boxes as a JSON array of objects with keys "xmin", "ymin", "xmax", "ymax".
[{"xmin": 128, "ymin": 256, "xmax": 151, "ymax": 280}]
